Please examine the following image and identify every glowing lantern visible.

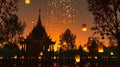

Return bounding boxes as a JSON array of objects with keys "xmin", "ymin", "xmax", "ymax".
[
  {"xmin": 40, "ymin": 51, "xmax": 43, "ymax": 56},
  {"xmin": 63, "ymin": 41, "xmax": 67, "ymax": 45},
  {"xmin": 75, "ymin": 55, "xmax": 80, "ymax": 63},
  {"xmin": 83, "ymin": 45, "xmax": 87, "ymax": 50},
  {"xmin": 82, "ymin": 24, "xmax": 87, "ymax": 31},
  {"xmin": 38, "ymin": 56, "xmax": 42, "ymax": 59},
  {"xmin": 110, "ymin": 51, "xmax": 114, "ymax": 55},
  {"xmin": 98, "ymin": 46, "xmax": 104, "ymax": 53},
  {"xmin": 48, "ymin": 48, "xmax": 50, "ymax": 51},
  {"xmin": 14, "ymin": 55, "xmax": 17, "ymax": 59},
  {"xmin": 21, "ymin": 56, "xmax": 24, "ymax": 59},
  {"xmin": 0, "ymin": 56, "xmax": 3, "ymax": 59},
  {"xmin": 83, "ymin": 45, "xmax": 89, "ymax": 52},
  {"xmin": 32, "ymin": 20, "xmax": 34, "ymax": 24},
  {"xmin": 25, "ymin": 0, "xmax": 30, "ymax": 4},
  {"xmin": 54, "ymin": 56, "xmax": 57, "ymax": 60},
  {"xmin": 94, "ymin": 56, "xmax": 97, "ymax": 59}
]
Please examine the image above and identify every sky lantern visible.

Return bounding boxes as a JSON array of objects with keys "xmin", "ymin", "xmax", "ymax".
[
  {"xmin": 110, "ymin": 51, "xmax": 114, "ymax": 55},
  {"xmin": 75, "ymin": 55, "xmax": 80, "ymax": 63},
  {"xmin": 14, "ymin": 55, "xmax": 17, "ymax": 59},
  {"xmin": 82, "ymin": 24, "xmax": 87, "ymax": 32},
  {"xmin": 48, "ymin": 48, "xmax": 50, "ymax": 51},
  {"xmin": 63, "ymin": 41, "xmax": 67, "ymax": 45},
  {"xmin": 83, "ymin": 45, "xmax": 89, "ymax": 52},
  {"xmin": 54, "ymin": 56, "xmax": 57, "ymax": 60},
  {"xmin": 40, "ymin": 51, "xmax": 43, "ymax": 56},
  {"xmin": 98, "ymin": 45, "xmax": 104, "ymax": 53},
  {"xmin": 25, "ymin": 0, "xmax": 30, "ymax": 4}
]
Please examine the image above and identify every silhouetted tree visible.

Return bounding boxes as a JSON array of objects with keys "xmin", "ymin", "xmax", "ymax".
[
  {"xmin": 59, "ymin": 29, "xmax": 76, "ymax": 51},
  {"xmin": 0, "ymin": 0, "xmax": 25, "ymax": 46},
  {"xmin": 0, "ymin": 0, "xmax": 25, "ymax": 57},
  {"xmin": 87, "ymin": 0, "xmax": 120, "ymax": 54}
]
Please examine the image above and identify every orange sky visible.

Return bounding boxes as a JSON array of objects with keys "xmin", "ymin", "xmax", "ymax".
[{"xmin": 17, "ymin": 0, "xmax": 99, "ymax": 50}]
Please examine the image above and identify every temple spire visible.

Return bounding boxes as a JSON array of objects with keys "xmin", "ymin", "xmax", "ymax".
[{"xmin": 38, "ymin": 9, "xmax": 41, "ymax": 24}]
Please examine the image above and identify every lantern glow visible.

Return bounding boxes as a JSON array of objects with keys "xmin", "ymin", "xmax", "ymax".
[
  {"xmin": 63, "ymin": 41, "xmax": 67, "ymax": 45},
  {"xmin": 14, "ymin": 55, "xmax": 17, "ymax": 59},
  {"xmin": 82, "ymin": 24, "xmax": 87, "ymax": 31},
  {"xmin": 98, "ymin": 46, "xmax": 104, "ymax": 53},
  {"xmin": 110, "ymin": 51, "xmax": 114, "ymax": 55},
  {"xmin": 25, "ymin": 0, "xmax": 30, "ymax": 4},
  {"xmin": 54, "ymin": 56, "xmax": 57, "ymax": 60},
  {"xmin": 48, "ymin": 48, "xmax": 50, "ymax": 51},
  {"xmin": 75, "ymin": 55, "xmax": 80, "ymax": 62},
  {"xmin": 40, "ymin": 51, "xmax": 43, "ymax": 56},
  {"xmin": 83, "ymin": 45, "xmax": 89, "ymax": 52}
]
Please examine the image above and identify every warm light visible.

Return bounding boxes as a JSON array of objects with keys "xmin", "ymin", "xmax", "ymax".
[
  {"xmin": 25, "ymin": 0, "xmax": 30, "ymax": 4},
  {"xmin": 94, "ymin": 56, "xmax": 97, "ymax": 59},
  {"xmin": 75, "ymin": 55, "xmax": 80, "ymax": 63},
  {"xmin": 32, "ymin": 21, "xmax": 34, "ymax": 24},
  {"xmin": 0, "ymin": 56, "xmax": 3, "ymax": 59},
  {"xmin": 21, "ymin": 56, "xmax": 24, "ymax": 59},
  {"xmin": 63, "ymin": 41, "xmax": 67, "ymax": 45},
  {"xmin": 98, "ymin": 45, "xmax": 104, "ymax": 53},
  {"xmin": 38, "ymin": 56, "xmax": 42, "ymax": 59},
  {"xmin": 82, "ymin": 24, "xmax": 87, "ymax": 31},
  {"xmin": 83, "ymin": 45, "xmax": 87, "ymax": 50},
  {"xmin": 48, "ymin": 48, "xmax": 50, "ymax": 51},
  {"xmin": 54, "ymin": 56, "xmax": 57, "ymax": 60},
  {"xmin": 40, "ymin": 51, "xmax": 43, "ymax": 56},
  {"xmin": 83, "ymin": 45, "xmax": 89, "ymax": 52},
  {"xmin": 110, "ymin": 51, "xmax": 114, "ymax": 55},
  {"xmin": 88, "ymin": 56, "xmax": 92, "ymax": 59},
  {"xmin": 14, "ymin": 55, "xmax": 17, "ymax": 59}
]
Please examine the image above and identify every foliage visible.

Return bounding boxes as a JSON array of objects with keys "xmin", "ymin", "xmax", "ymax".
[
  {"xmin": 87, "ymin": 0, "xmax": 120, "ymax": 52},
  {"xmin": 59, "ymin": 29, "xmax": 76, "ymax": 51},
  {"xmin": 0, "ymin": 0, "xmax": 25, "ymax": 46}
]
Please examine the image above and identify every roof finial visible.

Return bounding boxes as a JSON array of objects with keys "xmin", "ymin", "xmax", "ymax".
[{"xmin": 37, "ymin": 8, "xmax": 41, "ymax": 24}]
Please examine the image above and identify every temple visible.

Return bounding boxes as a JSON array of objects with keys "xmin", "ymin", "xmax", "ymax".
[{"xmin": 25, "ymin": 9, "xmax": 55, "ymax": 57}]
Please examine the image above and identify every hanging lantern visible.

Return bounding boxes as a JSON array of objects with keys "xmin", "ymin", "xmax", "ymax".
[
  {"xmin": 98, "ymin": 45, "xmax": 104, "ymax": 53},
  {"xmin": 75, "ymin": 55, "xmax": 80, "ymax": 63},
  {"xmin": 82, "ymin": 24, "xmax": 87, "ymax": 31},
  {"xmin": 25, "ymin": 0, "xmax": 30, "ymax": 4}
]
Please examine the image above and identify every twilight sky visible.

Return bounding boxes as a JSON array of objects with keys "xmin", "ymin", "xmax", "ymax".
[{"xmin": 17, "ymin": 0, "xmax": 96, "ymax": 50}]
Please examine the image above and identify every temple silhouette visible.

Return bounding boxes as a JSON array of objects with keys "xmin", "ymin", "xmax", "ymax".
[{"xmin": 25, "ymin": 10, "xmax": 55, "ymax": 57}]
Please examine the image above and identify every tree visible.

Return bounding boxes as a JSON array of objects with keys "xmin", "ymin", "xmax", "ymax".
[
  {"xmin": 4, "ymin": 14, "xmax": 25, "ymax": 45},
  {"xmin": 59, "ymin": 29, "xmax": 76, "ymax": 51},
  {"xmin": 0, "ymin": 0, "xmax": 25, "ymax": 46},
  {"xmin": 87, "ymin": 0, "xmax": 120, "ymax": 54}
]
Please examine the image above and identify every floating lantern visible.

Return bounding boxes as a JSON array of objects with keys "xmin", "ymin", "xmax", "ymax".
[
  {"xmin": 83, "ymin": 45, "xmax": 89, "ymax": 52},
  {"xmin": 110, "ymin": 51, "xmax": 114, "ymax": 55},
  {"xmin": 98, "ymin": 45, "xmax": 104, "ymax": 53},
  {"xmin": 14, "ymin": 55, "xmax": 17, "ymax": 59},
  {"xmin": 48, "ymin": 48, "xmax": 50, "ymax": 51},
  {"xmin": 32, "ymin": 20, "xmax": 34, "ymax": 24},
  {"xmin": 0, "ymin": 56, "xmax": 3, "ymax": 59},
  {"xmin": 21, "ymin": 56, "xmax": 24, "ymax": 59},
  {"xmin": 40, "ymin": 51, "xmax": 43, "ymax": 56},
  {"xmin": 38, "ymin": 56, "xmax": 42, "ymax": 59},
  {"xmin": 94, "ymin": 56, "xmax": 97, "ymax": 59},
  {"xmin": 63, "ymin": 41, "xmax": 67, "ymax": 45},
  {"xmin": 83, "ymin": 45, "xmax": 87, "ymax": 50},
  {"xmin": 25, "ymin": 0, "xmax": 30, "ymax": 4},
  {"xmin": 82, "ymin": 24, "xmax": 87, "ymax": 31},
  {"xmin": 75, "ymin": 55, "xmax": 80, "ymax": 63},
  {"xmin": 54, "ymin": 56, "xmax": 57, "ymax": 60}
]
